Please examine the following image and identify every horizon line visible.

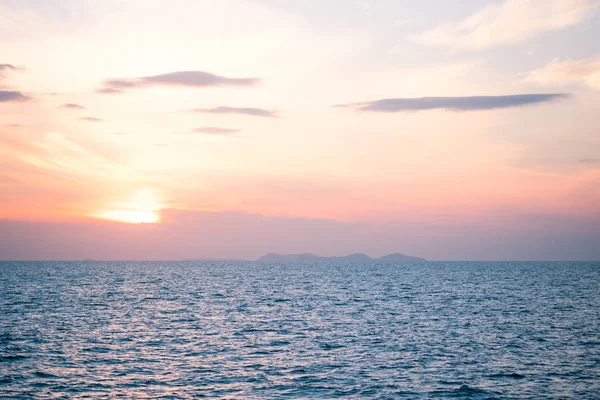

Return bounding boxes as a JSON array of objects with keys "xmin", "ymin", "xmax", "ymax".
[{"xmin": 1, "ymin": 259, "xmax": 598, "ymax": 263}]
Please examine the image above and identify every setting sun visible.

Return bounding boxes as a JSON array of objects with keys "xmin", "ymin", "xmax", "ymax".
[
  {"xmin": 95, "ymin": 209, "xmax": 160, "ymax": 224},
  {"xmin": 94, "ymin": 189, "xmax": 162, "ymax": 224}
]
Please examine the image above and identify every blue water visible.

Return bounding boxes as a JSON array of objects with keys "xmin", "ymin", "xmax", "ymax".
[{"xmin": 1, "ymin": 261, "xmax": 599, "ymax": 399}]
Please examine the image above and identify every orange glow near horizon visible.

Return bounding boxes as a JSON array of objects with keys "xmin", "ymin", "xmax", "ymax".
[
  {"xmin": 95, "ymin": 209, "xmax": 160, "ymax": 224},
  {"xmin": 0, "ymin": 0, "xmax": 598, "ymax": 256},
  {"xmin": 94, "ymin": 189, "xmax": 162, "ymax": 224}
]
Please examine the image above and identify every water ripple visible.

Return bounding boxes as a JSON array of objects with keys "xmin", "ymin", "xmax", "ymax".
[{"xmin": 1, "ymin": 261, "xmax": 599, "ymax": 398}]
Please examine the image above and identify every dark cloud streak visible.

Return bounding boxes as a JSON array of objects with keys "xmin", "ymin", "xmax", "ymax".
[
  {"xmin": 0, "ymin": 90, "xmax": 31, "ymax": 102},
  {"xmin": 98, "ymin": 71, "xmax": 259, "ymax": 94},
  {"xmin": 144, "ymin": 71, "xmax": 257, "ymax": 87},
  {"xmin": 338, "ymin": 94, "xmax": 569, "ymax": 112},
  {"xmin": 96, "ymin": 88, "xmax": 124, "ymax": 95},
  {"xmin": 188, "ymin": 106, "xmax": 278, "ymax": 118},
  {"xmin": 0, "ymin": 65, "xmax": 31, "ymax": 102},
  {"xmin": 0, "ymin": 64, "xmax": 24, "ymax": 79},
  {"xmin": 62, "ymin": 103, "xmax": 85, "ymax": 109}
]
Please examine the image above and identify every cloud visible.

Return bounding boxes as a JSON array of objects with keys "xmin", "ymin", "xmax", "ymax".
[
  {"xmin": 180, "ymin": 127, "xmax": 241, "ymax": 135},
  {"xmin": 0, "ymin": 90, "xmax": 31, "ymax": 102},
  {"xmin": 0, "ymin": 64, "xmax": 16, "ymax": 77},
  {"xmin": 144, "ymin": 71, "xmax": 258, "ymax": 87},
  {"xmin": 411, "ymin": 0, "xmax": 599, "ymax": 51},
  {"xmin": 98, "ymin": 70, "xmax": 259, "ymax": 93},
  {"xmin": 103, "ymin": 79, "xmax": 140, "ymax": 89},
  {"xmin": 522, "ymin": 56, "xmax": 600, "ymax": 90},
  {"xmin": 61, "ymin": 103, "xmax": 85, "ymax": 109},
  {"xmin": 578, "ymin": 158, "xmax": 600, "ymax": 165},
  {"xmin": 6, "ymin": 124, "xmax": 22, "ymax": 128},
  {"xmin": 337, "ymin": 94, "xmax": 569, "ymax": 112},
  {"xmin": 187, "ymin": 106, "xmax": 278, "ymax": 118},
  {"xmin": 0, "ymin": 64, "xmax": 29, "ymax": 102},
  {"xmin": 96, "ymin": 88, "xmax": 124, "ymax": 95},
  {"xmin": 112, "ymin": 132, "xmax": 128, "ymax": 135},
  {"xmin": 79, "ymin": 117, "xmax": 103, "ymax": 122},
  {"xmin": 0, "ymin": 63, "xmax": 24, "ymax": 79}
]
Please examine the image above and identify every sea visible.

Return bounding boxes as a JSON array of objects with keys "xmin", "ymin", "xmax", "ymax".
[{"xmin": 1, "ymin": 261, "xmax": 599, "ymax": 399}]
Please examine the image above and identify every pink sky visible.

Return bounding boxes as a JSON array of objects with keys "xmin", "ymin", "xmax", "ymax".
[{"xmin": 1, "ymin": 0, "xmax": 599, "ymax": 260}]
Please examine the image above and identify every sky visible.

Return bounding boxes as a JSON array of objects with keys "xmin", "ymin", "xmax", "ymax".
[{"xmin": 0, "ymin": 0, "xmax": 599, "ymax": 261}]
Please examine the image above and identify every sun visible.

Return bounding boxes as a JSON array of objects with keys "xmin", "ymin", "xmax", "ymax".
[
  {"xmin": 96, "ymin": 209, "xmax": 160, "ymax": 224},
  {"xmin": 95, "ymin": 189, "xmax": 162, "ymax": 224}
]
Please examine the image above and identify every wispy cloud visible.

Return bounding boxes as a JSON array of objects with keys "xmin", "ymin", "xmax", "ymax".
[
  {"xmin": 98, "ymin": 71, "xmax": 259, "ymax": 94},
  {"xmin": 411, "ymin": 0, "xmax": 599, "ymax": 51},
  {"xmin": 522, "ymin": 56, "xmax": 600, "ymax": 90},
  {"xmin": 0, "ymin": 63, "xmax": 24, "ymax": 78},
  {"xmin": 1, "ymin": 133, "xmax": 139, "ymax": 188},
  {"xmin": 337, "ymin": 94, "xmax": 569, "ymax": 112},
  {"xmin": 96, "ymin": 88, "xmax": 123, "ymax": 95},
  {"xmin": 0, "ymin": 64, "xmax": 16, "ymax": 78},
  {"xmin": 112, "ymin": 132, "xmax": 128, "ymax": 135},
  {"xmin": 0, "ymin": 64, "xmax": 30, "ymax": 102},
  {"xmin": 0, "ymin": 174, "xmax": 20, "ymax": 184},
  {"xmin": 0, "ymin": 90, "xmax": 31, "ymax": 102},
  {"xmin": 179, "ymin": 127, "xmax": 241, "ymax": 135},
  {"xmin": 144, "ymin": 71, "xmax": 258, "ymax": 87},
  {"xmin": 187, "ymin": 106, "xmax": 278, "ymax": 118},
  {"xmin": 61, "ymin": 103, "xmax": 85, "ymax": 109},
  {"xmin": 578, "ymin": 158, "xmax": 600, "ymax": 165},
  {"xmin": 79, "ymin": 117, "xmax": 103, "ymax": 122}
]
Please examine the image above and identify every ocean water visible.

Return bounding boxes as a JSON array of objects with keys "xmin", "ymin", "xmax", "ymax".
[{"xmin": 1, "ymin": 261, "xmax": 599, "ymax": 399}]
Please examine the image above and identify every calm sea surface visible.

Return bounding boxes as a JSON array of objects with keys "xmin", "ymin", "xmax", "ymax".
[{"xmin": 1, "ymin": 261, "xmax": 599, "ymax": 399}]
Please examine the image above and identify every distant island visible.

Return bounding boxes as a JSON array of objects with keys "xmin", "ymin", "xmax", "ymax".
[{"xmin": 258, "ymin": 252, "xmax": 426, "ymax": 263}]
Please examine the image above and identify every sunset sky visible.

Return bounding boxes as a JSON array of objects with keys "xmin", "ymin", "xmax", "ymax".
[{"xmin": 1, "ymin": 0, "xmax": 599, "ymax": 260}]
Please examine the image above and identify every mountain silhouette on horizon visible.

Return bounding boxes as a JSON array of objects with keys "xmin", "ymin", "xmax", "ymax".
[{"xmin": 257, "ymin": 252, "xmax": 426, "ymax": 263}]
